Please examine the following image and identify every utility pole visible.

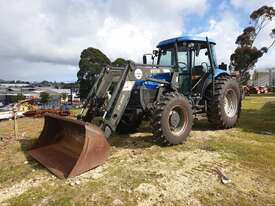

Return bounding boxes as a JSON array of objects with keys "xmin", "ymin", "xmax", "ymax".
[{"xmin": 273, "ymin": 71, "xmax": 275, "ymax": 95}]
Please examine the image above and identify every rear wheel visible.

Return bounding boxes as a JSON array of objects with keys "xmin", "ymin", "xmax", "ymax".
[
  {"xmin": 207, "ymin": 77, "xmax": 241, "ymax": 129},
  {"xmin": 151, "ymin": 92, "xmax": 193, "ymax": 145}
]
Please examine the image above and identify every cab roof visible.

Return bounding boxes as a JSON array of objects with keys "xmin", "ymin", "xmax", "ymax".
[{"xmin": 157, "ymin": 35, "xmax": 216, "ymax": 48}]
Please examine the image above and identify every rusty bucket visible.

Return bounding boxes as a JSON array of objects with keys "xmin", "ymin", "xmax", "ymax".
[{"xmin": 29, "ymin": 113, "xmax": 110, "ymax": 178}]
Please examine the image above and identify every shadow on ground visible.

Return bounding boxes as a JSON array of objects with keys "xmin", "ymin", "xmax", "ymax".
[
  {"xmin": 109, "ymin": 132, "xmax": 156, "ymax": 149},
  {"xmin": 19, "ymin": 138, "xmax": 44, "ymax": 170},
  {"xmin": 111, "ymin": 118, "xmax": 215, "ymax": 149},
  {"xmin": 238, "ymin": 101, "xmax": 275, "ymax": 134},
  {"xmin": 192, "ymin": 119, "xmax": 214, "ymax": 131}
]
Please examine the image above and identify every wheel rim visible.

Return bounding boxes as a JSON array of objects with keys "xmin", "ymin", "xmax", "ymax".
[
  {"xmin": 224, "ymin": 89, "xmax": 238, "ymax": 118},
  {"xmin": 168, "ymin": 106, "xmax": 187, "ymax": 136}
]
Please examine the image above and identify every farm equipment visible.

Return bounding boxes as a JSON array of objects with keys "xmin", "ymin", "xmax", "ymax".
[
  {"xmin": 244, "ymin": 85, "xmax": 269, "ymax": 95},
  {"xmin": 29, "ymin": 36, "xmax": 241, "ymax": 178}
]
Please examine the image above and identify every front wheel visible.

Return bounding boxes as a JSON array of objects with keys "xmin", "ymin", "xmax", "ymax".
[
  {"xmin": 151, "ymin": 92, "xmax": 193, "ymax": 145},
  {"xmin": 207, "ymin": 77, "xmax": 241, "ymax": 129}
]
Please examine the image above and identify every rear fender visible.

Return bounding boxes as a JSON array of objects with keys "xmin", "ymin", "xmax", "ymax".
[
  {"xmin": 207, "ymin": 68, "xmax": 230, "ymax": 80},
  {"xmin": 203, "ymin": 69, "xmax": 230, "ymax": 98}
]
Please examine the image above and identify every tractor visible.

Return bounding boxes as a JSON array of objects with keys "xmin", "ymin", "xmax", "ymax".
[{"xmin": 29, "ymin": 36, "xmax": 241, "ymax": 178}]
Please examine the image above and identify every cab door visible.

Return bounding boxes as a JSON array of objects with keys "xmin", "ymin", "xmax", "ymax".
[
  {"xmin": 191, "ymin": 44, "xmax": 210, "ymax": 93},
  {"xmin": 177, "ymin": 44, "xmax": 192, "ymax": 95}
]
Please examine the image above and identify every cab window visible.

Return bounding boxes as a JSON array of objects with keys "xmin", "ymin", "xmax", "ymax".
[
  {"xmin": 158, "ymin": 48, "xmax": 174, "ymax": 66},
  {"xmin": 177, "ymin": 46, "xmax": 188, "ymax": 72},
  {"xmin": 193, "ymin": 47, "xmax": 210, "ymax": 72}
]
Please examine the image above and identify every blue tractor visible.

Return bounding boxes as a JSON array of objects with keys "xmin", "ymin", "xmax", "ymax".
[
  {"xmin": 114, "ymin": 36, "xmax": 241, "ymax": 144},
  {"xmin": 79, "ymin": 35, "xmax": 241, "ymax": 143},
  {"xmin": 29, "ymin": 36, "xmax": 241, "ymax": 178}
]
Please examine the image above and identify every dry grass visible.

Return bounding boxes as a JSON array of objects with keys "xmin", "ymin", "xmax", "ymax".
[{"xmin": 0, "ymin": 95, "xmax": 275, "ymax": 206}]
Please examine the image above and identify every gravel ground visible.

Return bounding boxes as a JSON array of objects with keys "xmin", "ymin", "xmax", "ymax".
[{"xmin": 0, "ymin": 95, "xmax": 275, "ymax": 206}]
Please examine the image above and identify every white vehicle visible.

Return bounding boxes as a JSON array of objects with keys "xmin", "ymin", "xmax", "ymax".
[{"xmin": 0, "ymin": 111, "xmax": 13, "ymax": 120}]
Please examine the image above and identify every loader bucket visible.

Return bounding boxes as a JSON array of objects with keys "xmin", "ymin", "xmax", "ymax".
[{"xmin": 29, "ymin": 113, "xmax": 110, "ymax": 178}]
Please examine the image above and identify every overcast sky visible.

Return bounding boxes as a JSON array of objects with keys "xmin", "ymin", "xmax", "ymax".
[{"xmin": 0, "ymin": 0, "xmax": 275, "ymax": 82}]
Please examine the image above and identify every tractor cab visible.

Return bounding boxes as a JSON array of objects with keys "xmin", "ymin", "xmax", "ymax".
[
  {"xmin": 157, "ymin": 36, "xmax": 219, "ymax": 94},
  {"xmin": 143, "ymin": 36, "xmax": 228, "ymax": 95}
]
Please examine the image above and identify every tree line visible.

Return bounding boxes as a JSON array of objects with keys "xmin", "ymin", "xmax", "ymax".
[{"xmin": 77, "ymin": 48, "xmax": 127, "ymax": 99}]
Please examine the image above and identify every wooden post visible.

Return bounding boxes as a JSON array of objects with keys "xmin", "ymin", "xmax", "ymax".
[{"xmin": 13, "ymin": 104, "xmax": 18, "ymax": 140}]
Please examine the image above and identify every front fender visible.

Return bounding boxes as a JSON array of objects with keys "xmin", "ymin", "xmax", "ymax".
[{"xmin": 208, "ymin": 68, "xmax": 230, "ymax": 80}]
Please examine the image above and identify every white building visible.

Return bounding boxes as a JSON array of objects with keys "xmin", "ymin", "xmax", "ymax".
[
  {"xmin": 0, "ymin": 86, "xmax": 78, "ymax": 106},
  {"xmin": 252, "ymin": 68, "xmax": 275, "ymax": 87}
]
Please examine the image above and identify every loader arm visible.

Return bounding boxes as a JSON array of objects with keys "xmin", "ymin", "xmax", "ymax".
[
  {"xmin": 80, "ymin": 62, "xmax": 176, "ymax": 137},
  {"xmin": 29, "ymin": 61, "xmax": 175, "ymax": 178}
]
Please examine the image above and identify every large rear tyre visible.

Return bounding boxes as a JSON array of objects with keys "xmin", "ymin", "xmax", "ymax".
[
  {"xmin": 151, "ymin": 92, "xmax": 193, "ymax": 145},
  {"xmin": 207, "ymin": 77, "xmax": 241, "ymax": 129}
]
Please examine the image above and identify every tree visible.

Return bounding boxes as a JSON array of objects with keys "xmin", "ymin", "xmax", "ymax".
[
  {"xmin": 112, "ymin": 58, "xmax": 127, "ymax": 67},
  {"xmin": 230, "ymin": 5, "xmax": 275, "ymax": 84},
  {"xmin": 10, "ymin": 93, "xmax": 26, "ymax": 103},
  {"xmin": 16, "ymin": 93, "xmax": 25, "ymax": 102},
  {"xmin": 40, "ymin": 80, "xmax": 51, "ymax": 87},
  {"xmin": 77, "ymin": 47, "xmax": 111, "ymax": 100},
  {"xmin": 40, "ymin": 92, "xmax": 50, "ymax": 105}
]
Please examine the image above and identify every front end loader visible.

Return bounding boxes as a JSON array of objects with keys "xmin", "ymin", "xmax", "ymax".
[
  {"xmin": 29, "ymin": 62, "xmax": 177, "ymax": 178},
  {"xmin": 29, "ymin": 36, "xmax": 241, "ymax": 178}
]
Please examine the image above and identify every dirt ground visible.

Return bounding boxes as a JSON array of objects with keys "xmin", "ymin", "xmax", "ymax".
[{"xmin": 0, "ymin": 95, "xmax": 275, "ymax": 206}]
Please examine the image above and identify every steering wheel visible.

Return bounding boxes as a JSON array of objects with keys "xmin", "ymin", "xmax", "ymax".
[{"xmin": 178, "ymin": 62, "xmax": 187, "ymax": 72}]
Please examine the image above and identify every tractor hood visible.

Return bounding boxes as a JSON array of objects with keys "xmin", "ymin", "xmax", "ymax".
[{"xmin": 135, "ymin": 72, "xmax": 172, "ymax": 89}]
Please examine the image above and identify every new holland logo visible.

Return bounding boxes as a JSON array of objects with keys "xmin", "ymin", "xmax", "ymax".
[{"xmin": 134, "ymin": 69, "xmax": 143, "ymax": 80}]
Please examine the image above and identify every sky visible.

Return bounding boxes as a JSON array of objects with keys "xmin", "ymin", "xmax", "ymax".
[{"xmin": 0, "ymin": 0, "xmax": 275, "ymax": 82}]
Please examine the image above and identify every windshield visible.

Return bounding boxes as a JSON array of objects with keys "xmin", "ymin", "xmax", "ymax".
[
  {"xmin": 157, "ymin": 43, "xmax": 216, "ymax": 69},
  {"xmin": 158, "ymin": 46, "xmax": 188, "ymax": 69},
  {"xmin": 158, "ymin": 47, "xmax": 174, "ymax": 66}
]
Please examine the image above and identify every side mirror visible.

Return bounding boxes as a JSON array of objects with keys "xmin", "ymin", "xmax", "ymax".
[
  {"xmin": 152, "ymin": 50, "xmax": 159, "ymax": 57},
  {"xmin": 143, "ymin": 55, "xmax": 147, "ymax": 64}
]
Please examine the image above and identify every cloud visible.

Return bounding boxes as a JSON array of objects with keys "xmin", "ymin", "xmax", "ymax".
[
  {"xmin": 1, "ymin": 0, "xmax": 274, "ymax": 81},
  {"xmin": 253, "ymin": 20, "xmax": 275, "ymax": 69},
  {"xmin": 0, "ymin": 0, "xmax": 208, "ymax": 81},
  {"xmin": 201, "ymin": 3, "xmax": 275, "ymax": 70},
  {"xmin": 229, "ymin": 0, "xmax": 275, "ymax": 69},
  {"xmin": 199, "ymin": 12, "xmax": 241, "ymax": 65},
  {"xmin": 1, "ymin": 59, "xmax": 76, "ymax": 82},
  {"xmin": 230, "ymin": 0, "xmax": 275, "ymax": 10}
]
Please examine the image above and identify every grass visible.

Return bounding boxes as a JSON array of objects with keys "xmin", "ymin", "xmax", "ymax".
[
  {"xmin": 70, "ymin": 108, "xmax": 81, "ymax": 117},
  {"xmin": 208, "ymin": 95, "xmax": 275, "ymax": 176},
  {"xmin": 0, "ymin": 95, "xmax": 275, "ymax": 205},
  {"xmin": 195, "ymin": 95, "xmax": 275, "ymax": 206},
  {"xmin": 7, "ymin": 184, "xmax": 50, "ymax": 206}
]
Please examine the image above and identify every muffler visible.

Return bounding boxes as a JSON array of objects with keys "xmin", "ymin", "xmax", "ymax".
[{"xmin": 29, "ymin": 113, "xmax": 110, "ymax": 178}]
